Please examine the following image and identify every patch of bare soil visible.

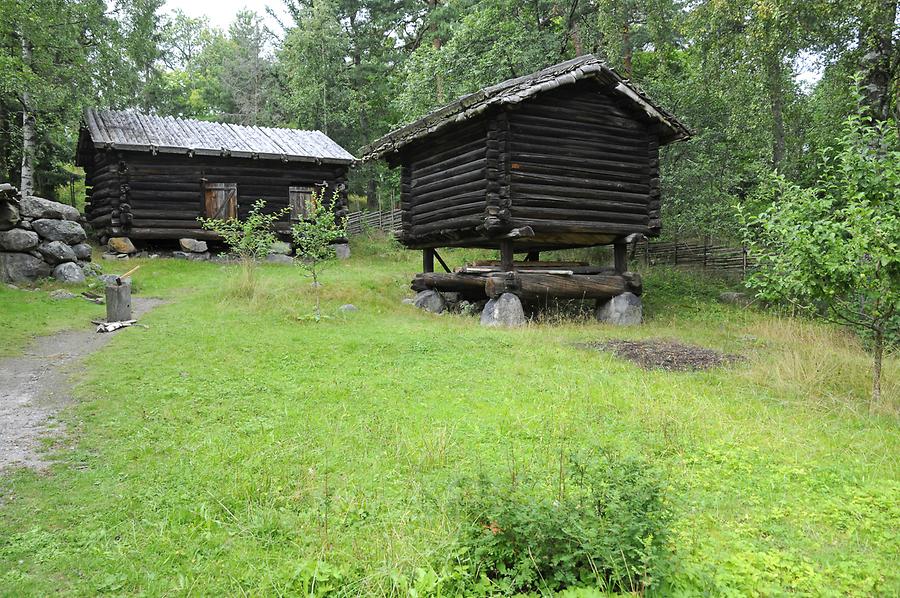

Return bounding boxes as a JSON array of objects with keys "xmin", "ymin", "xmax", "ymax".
[
  {"xmin": 0, "ymin": 297, "xmax": 165, "ymax": 473},
  {"xmin": 580, "ymin": 339, "xmax": 742, "ymax": 372}
]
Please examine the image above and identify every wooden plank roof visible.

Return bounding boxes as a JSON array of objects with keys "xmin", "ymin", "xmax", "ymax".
[
  {"xmin": 360, "ymin": 54, "xmax": 692, "ymax": 161},
  {"xmin": 82, "ymin": 109, "xmax": 356, "ymax": 164}
]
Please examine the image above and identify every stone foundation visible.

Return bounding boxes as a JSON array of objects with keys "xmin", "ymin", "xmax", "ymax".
[{"xmin": 0, "ymin": 186, "xmax": 91, "ymax": 284}]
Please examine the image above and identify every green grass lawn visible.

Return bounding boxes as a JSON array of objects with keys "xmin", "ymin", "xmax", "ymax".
[{"xmin": 1, "ymin": 235, "xmax": 898, "ymax": 596}]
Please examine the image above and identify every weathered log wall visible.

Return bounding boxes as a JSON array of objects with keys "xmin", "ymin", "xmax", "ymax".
[
  {"xmin": 506, "ymin": 83, "xmax": 653, "ymax": 245},
  {"xmin": 84, "ymin": 150, "xmax": 348, "ymax": 240},
  {"xmin": 401, "ymin": 118, "xmax": 489, "ymax": 247}
]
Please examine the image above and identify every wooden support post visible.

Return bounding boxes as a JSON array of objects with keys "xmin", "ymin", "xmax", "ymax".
[
  {"xmin": 500, "ymin": 240, "xmax": 514, "ymax": 272},
  {"xmin": 614, "ymin": 241, "xmax": 627, "ymax": 274},
  {"xmin": 526, "ymin": 250, "xmax": 540, "ymax": 262},
  {"xmin": 423, "ymin": 248, "xmax": 435, "ymax": 273}
]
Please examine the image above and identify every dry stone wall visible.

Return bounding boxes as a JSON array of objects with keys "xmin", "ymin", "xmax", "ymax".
[{"xmin": 0, "ymin": 185, "xmax": 91, "ymax": 284}]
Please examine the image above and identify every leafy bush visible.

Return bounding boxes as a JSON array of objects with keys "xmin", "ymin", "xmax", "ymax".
[
  {"xmin": 742, "ymin": 109, "xmax": 899, "ymax": 407},
  {"xmin": 198, "ymin": 199, "xmax": 288, "ymax": 298},
  {"xmin": 457, "ymin": 450, "xmax": 671, "ymax": 594}
]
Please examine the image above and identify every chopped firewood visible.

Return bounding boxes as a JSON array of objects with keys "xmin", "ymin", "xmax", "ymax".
[{"xmin": 96, "ymin": 320, "xmax": 137, "ymax": 333}]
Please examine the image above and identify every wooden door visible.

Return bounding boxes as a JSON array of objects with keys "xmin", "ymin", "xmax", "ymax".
[
  {"xmin": 204, "ymin": 183, "xmax": 237, "ymax": 219},
  {"xmin": 289, "ymin": 186, "xmax": 315, "ymax": 221}
]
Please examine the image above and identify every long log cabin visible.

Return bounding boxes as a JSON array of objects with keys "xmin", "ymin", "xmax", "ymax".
[
  {"xmin": 76, "ymin": 109, "xmax": 356, "ymax": 244},
  {"xmin": 361, "ymin": 55, "xmax": 691, "ymax": 304}
]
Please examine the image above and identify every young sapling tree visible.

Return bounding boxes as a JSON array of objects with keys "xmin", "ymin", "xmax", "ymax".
[
  {"xmin": 743, "ymin": 110, "xmax": 899, "ymax": 409},
  {"xmin": 291, "ymin": 189, "xmax": 348, "ymax": 321},
  {"xmin": 199, "ymin": 199, "xmax": 289, "ymax": 297}
]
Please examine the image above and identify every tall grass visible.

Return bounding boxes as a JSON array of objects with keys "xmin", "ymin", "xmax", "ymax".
[{"xmin": 744, "ymin": 316, "xmax": 899, "ymax": 415}]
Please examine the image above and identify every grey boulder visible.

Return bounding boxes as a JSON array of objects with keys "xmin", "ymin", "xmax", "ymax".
[
  {"xmin": 332, "ymin": 243, "xmax": 351, "ymax": 260},
  {"xmin": 72, "ymin": 242, "xmax": 92, "ymax": 261},
  {"xmin": 266, "ymin": 253, "xmax": 294, "ymax": 265},
  {"xmin": 0, "ymin": 252, "xmax": 51, "ymax": 283},
  {"xmin": 179, "ymin": 238, "xmax": 208, "ymax": 253},
  {"xmin": 596, "ymin": 292, "xmax": 643, "ymax": 326},
  {"xmin": 338, "ymin": 304, "xmax": 358, "ymax": 312},
  {"xmin": 20, "ymin": 196, "xmax": 80, "ymax": 221},
  {"xmin": 49, "ymin": 289, "xmax": 77, "ymax": 300},
  {"xmin": 719, "ymin": 291, "xmax": 752, "ymax": 306},
  {"xmin": 480, "ymin": 293, "xmax": 526, "ymax": 327},
  {"xmin": 52, "ymin": 262, "xmax": 85, "ymax": 284},
  {"xmin": 107, "ymin": 236, "xmax": 137, "ymax": 254},
  {"xmin": 38, "ymin": 240, "xmax": 77, "ymax": 265},
  {"xmin": 32, "ymin": 219, "xmax": 87, "ymax": 244},
  {"xmin": 269, "ymin": 241, "xmax": 292, "ymax": 255},
  {"xmin": 0, "ymin": 228, "xmax": 39, "ymax": 251},
  {"xmin": 413, "ymin": 289, "xmax": 446, "ymax": 314}
]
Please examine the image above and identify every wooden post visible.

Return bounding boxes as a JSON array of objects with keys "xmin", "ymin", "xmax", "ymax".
[
  {"xmin": 105, "ymin": 279, "xmax": 132, "ymax": 322},
  {"xmin": 423, "ymin": 248, "xmax": 435, "ymax": 273},
  {"xmin": 703, "ymin": 235, "xmax": 708, "ymax": 270},
  {"xmin": 526, "ymin": 250, "xmax": 540, "ymax": 262},
  {"xmin": 614, "ymin": 241, "xmax": 627, "ymax": 274},
  {"xmin": 500, "ymin": 240, "xmax": 515, "ymax": 272}
]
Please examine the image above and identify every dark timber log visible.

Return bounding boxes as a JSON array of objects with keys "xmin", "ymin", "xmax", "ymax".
[
  {"xmin": 411, "ymin": 272, "xmax": 489, "ymax": 298},
  {"xmin": 485, "ymin": 272, "xmax": 641, "ymax": 300}
]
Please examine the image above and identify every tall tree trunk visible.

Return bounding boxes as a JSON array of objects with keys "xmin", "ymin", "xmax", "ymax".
[
  {"xmin": 622, "ymin": 21, "xmax": 633, "ymax": 78},
  {"xmin": 767, "ymin": 54, "xmax": 786, "ymax": 168},
  {"xmin": 366, "ymin": 178, "xmax": 378, "ymax": 211},
  {"xmin": 20, "ymin": 36, "xmax": 35, "ymax": 196},
  {"xmin": 859, "ymin": 0, "xmax": 897, "ymax": 123}
]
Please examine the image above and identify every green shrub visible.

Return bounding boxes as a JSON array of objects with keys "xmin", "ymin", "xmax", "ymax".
[{"xmin": 457, "ymin": 450, "xmax": 671, "ymax": 594}]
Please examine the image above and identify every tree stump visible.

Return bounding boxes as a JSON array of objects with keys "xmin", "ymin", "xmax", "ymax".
[{"xmin": 105, "ymin": 279, "xmax": 132, "ymax": 322}]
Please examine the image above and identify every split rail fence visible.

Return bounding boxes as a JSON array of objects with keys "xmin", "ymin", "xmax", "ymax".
[
  {"xmin": 345, "ymin": 209, "xmax": 755, "ymax": 275},
  {"xmin": 633, "ymin": 238, "xmax": 755, "ymax": 275},
  {"xmin": 345, "ymin": 208, "xmax": 402, "ymax": 235}
]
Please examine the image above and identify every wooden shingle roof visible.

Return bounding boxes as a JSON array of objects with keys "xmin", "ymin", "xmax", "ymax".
[
  {"xmin": 81, "ymin": 109, "xmax": 356, "ymax": 164},
  {"xmin": 361, "ymin": 54, "xmax": 691, "ymax": 161}
]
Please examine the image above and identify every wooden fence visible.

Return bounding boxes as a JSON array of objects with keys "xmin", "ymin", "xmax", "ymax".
[
  {"xmin": 345, "ymin": 209, "xmax": 402, "ymax": 235},
  {"xmin": 344, "ymin": 211, "xmax": 753, "ymax": 275},
  {"xmin": 633, "ymin": 238, "xmax": 754, "ymax": 274}
]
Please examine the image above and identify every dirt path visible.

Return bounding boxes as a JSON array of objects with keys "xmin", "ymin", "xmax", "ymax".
[{"xmin": 0, "ymin": 297, "xmax": 165, "ymax": 472}]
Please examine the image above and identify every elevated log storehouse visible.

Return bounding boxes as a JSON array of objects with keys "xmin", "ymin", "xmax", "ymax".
[
  {"xmin": 76, "ymin": 109, "xmax": 356, "ymax": 243},
  {"xmin": 361, "ymin": 55, "xmax": 691, "ymax": 304}
]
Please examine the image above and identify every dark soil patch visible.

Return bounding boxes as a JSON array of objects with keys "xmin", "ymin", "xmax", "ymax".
[{"xmin": 580, "ymin": 339, "xmax": 742, "ymax": 372}]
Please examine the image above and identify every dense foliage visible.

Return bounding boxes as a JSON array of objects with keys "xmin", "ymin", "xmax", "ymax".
[
  {"xmin": 1, "ymin": 0, "xmax": 897, "ymax": 238},
  {"xmin": 744, "ymin": 110, "xmax": 899, "ymax": 407}
]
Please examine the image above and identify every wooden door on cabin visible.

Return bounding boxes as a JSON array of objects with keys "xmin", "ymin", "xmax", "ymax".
[
  {"xmin": 289, "ymin": 186, "xmax": 315, "ymax": 221},
  {"xmin": 204, "ymin": 183, "xmax": 237, "ymax": 219}
]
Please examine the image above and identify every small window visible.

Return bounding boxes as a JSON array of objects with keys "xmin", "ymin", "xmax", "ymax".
[
  {"xmin": 204, "ymin": 182, "xmax": 237, "ymax": 219},
  {"xmin": 289, "ymin": 186, "xmax": 315, "ymax": 220}
]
